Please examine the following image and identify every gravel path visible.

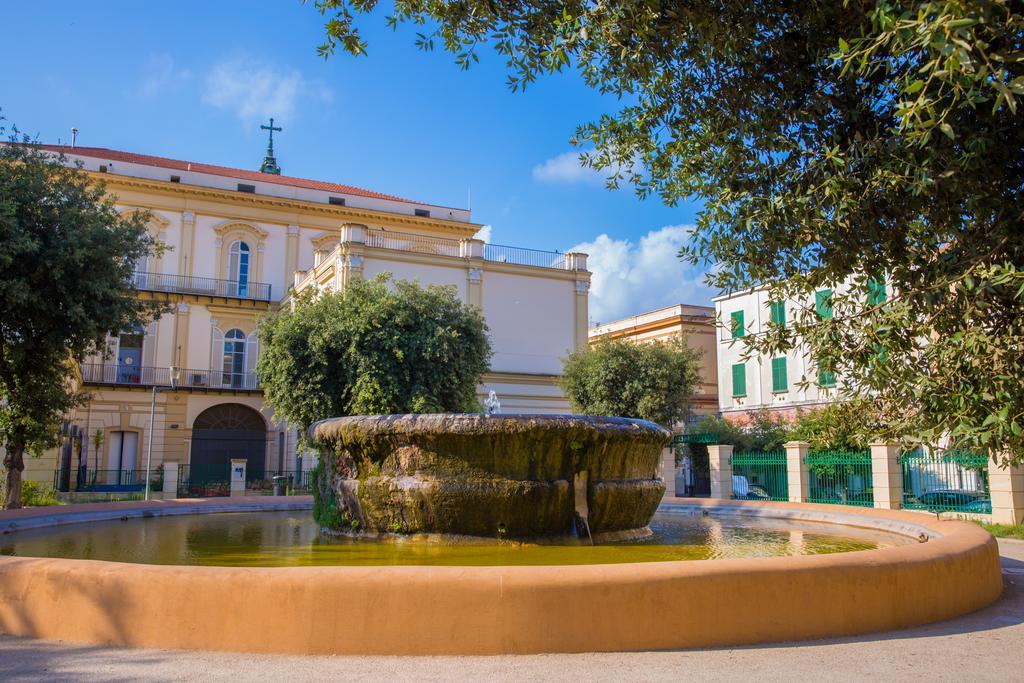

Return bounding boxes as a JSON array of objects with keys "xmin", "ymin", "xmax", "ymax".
[{"xmin": 1, "ymin": 539, "xmax": 1021, "ymax": 682}]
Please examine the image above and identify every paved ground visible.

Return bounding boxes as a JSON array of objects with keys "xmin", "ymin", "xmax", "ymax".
[{"xmin": 1, "ymin": 539, "xmax": 1021, "ymax": 682}]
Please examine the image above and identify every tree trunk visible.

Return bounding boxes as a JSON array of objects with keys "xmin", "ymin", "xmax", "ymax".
[{"xmin": 3, "ymin": 440, "xmax": 25, "ymax": 510}]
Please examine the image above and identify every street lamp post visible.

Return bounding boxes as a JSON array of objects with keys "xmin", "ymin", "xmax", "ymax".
[{"xmin": 145, "ymin": 366, "xmax": 180, "ymax": 501}]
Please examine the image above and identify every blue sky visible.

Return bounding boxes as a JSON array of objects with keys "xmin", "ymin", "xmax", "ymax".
[{"xmin": 0, "ymin": 1, "xmax": 714, "ymax": 320}]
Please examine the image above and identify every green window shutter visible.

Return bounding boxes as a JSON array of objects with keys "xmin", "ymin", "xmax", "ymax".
[
  {"xmin": 815, "ymin": 289, "xmax": 833, "ymax": 319},
  {"xmin": 818, "ymin": 361, "xmax": 837, "ymax": 388},
  {"xmin": 731, "ymin": 363, "xmax": 747, "ymax": 397},
  {"xmin": 769, "ymin": 300, "xmax": 786, "ymax": 327},
  {"xmin": 868, "ymin": 277, "xmax": 887, "ymax": 306},
  {"xmin": 771, "ymin": 357, "xmax": 788, "ymax": 392},
  {"xmin": 730, "ymin": 310, "xmax": 745, "ymax": 338}
]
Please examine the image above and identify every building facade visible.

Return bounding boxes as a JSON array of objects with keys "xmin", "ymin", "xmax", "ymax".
[
  {"xmin": 22, "ymin": 145, "xmax": 589, "ymax": 490},
  {"xmin": 713, "ymin": 280, "xmax": 886, "ymax": 422},
  {"xmin": 587, "ymin": 303, "xmax": 720, "ymax": 420}
]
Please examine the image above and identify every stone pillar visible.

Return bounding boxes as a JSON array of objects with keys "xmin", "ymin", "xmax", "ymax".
[
  {"xmin": 784, "ymin": 441, "xmax": 810, "ymax": 503},
  {"xmin": 163, "ymin": 462, "xmax": 179, "ymax": 497},
  {"xmin": 870, "ymin": 442, "xmax": 903, "ymax": 509},
  {"xmin": 230, "ymin": 459, "xmax": 247, "ymax": 497},
  {"xmin": 708, "ymin": 444, "xmax": 734, "ymax": 499},
  {"xmin": 989, "ymin": 459, "xmax": 1024, "ymax": 525},
  {"xmin": 461, "ymin": 238, "xmax": 485, "ymax": 259},
  {"xmin": 661, "ymin": 447, "xmax": 677, "ymax": 499}
]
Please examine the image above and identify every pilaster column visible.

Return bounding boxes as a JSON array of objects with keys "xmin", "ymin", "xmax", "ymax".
[
  {"xmin": 708, "ymin": 444, "xmax": 734, "ymax": 499},
  {"xmin": 285, "ymin": 224, "xmax": 300, "ymax": 286},
  {"xmin": 989, "ymin": 458, "xmax": 1024, "ymax": 525},
  {"xmin": 870, "ymin": 441, "xmax": 903, "ymax": 509},
  {"xmin": 179, "ymin": 211, "xmax": 195, "ymax": 277},
  {"xmin": 784, "ymin": 441, "xmax": 811, "ymax": 502},
  {"xmin": 573, "ymin": 278, "xmax": 590, "ymax": 351},
  {"xmin": 230, "ymin": 459, "xmax": 247, "ymax": 497}
]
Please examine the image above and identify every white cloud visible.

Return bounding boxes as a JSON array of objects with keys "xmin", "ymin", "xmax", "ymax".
[
  {"xmin": 201, "ymin": 55, "xmax": 333, "ymax": 126},
  {"xmin": 569, "ymin": 225, "xmax": 714, "ymax": 324},
  {"xmin": 136, "ymin": 54, "xmax": 191, "ymax": 98},
  {"xmin": 474, "ymin": 225, "xmax": 492, "ymax": 243},
  {"xmin": 532, "ymin": 151, "xmax": 604, "ymax": 185}
]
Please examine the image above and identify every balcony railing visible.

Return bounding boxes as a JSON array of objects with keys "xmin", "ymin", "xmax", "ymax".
[
  {"xmin": 483, "ymin": 243, "xmax": 567, "ymax": 269},
  {"xmin": 364, "ymin": 228, "xmax": 463, "ymax": 257},
  {"xmin": 80, "ymin": 364, "xmax": 261, "ymax": 391},
  {"xmin": 132, "ymin": 271, "xmax": 272, "ymax": 302}
]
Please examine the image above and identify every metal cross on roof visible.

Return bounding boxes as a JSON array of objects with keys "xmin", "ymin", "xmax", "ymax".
[{"xmin": 259, "ymin": 117, "xmax": 282, "ymax": 175}]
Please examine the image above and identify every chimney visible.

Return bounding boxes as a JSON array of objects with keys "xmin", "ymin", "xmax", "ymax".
[{"xmin": 71, "ymin": 128, "xmax": 78, "ymax": 148}]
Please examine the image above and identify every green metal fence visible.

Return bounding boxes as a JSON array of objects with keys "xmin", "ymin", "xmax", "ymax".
[
  {"xmin": 900, "ymin": 448, "xmax": 991, "ymax": 514},
  {"xmin": 806, "ymin": 449, "xmax": 874, "ymax": 507},
  {"xmin": 177, "ymin": 464, "xmax": 231, "ymax": 498},
  {"xmin": 731, "ymin": 451, "xmax": 788, "ymax": 501},
  {"xmin": 54, "ymin": 468, "xmax": 162, "ymax": 493}
]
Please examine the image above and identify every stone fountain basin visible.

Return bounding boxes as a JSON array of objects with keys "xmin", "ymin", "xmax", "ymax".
[{"xmin": 309, "ymin": 413, "xmax": 671, "ymax": 538}]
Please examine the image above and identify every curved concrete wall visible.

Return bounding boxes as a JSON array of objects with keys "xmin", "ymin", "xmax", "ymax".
[{"xmin": 0, "ymin": 498, "xmax": 1003, "ymax": 655}]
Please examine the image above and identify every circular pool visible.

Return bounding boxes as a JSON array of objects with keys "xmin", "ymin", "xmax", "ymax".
[
  {"xmin": 0, "ymin": 509, "xmax": 911, "ymax": 567},
  {"xmin": 0, "ymin": 497, "xmax": 1003, "ymax": 655}
]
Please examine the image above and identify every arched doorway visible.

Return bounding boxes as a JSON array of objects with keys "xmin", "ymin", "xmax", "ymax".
[{"xmin": 191, "ymin": 404, "xmax": 267, "ymax": 484}]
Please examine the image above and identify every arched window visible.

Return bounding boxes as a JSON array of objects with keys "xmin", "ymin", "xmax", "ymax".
[
  {"xmin": 222, "ymin": 328, "xmax": 246, "ymax": 388},
  {"xmin": 228, "ymin": 240, "xmax": 250, "ymax": 296}
]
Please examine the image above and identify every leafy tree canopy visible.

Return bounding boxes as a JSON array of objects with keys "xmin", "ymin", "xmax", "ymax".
[
  {"xmin": 311, "ymin": 1, "xmax": 1024, "ymax": 462},
  {"xmin": 257, "ymin": 274, "xmax": 492, "ymax": 441},
  {"xmin": 693, "ymin": 401, "xmax": 883, "ymax": 451},
  {"xmin": 560, "ymin": 336, "xmax": 701, "ymax": 427},
  {"xmin": 0, "ymin": 129, "xmax": 159, "ymax": 508}
]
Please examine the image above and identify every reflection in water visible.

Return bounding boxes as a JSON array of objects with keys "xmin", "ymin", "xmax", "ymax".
[{"xmin": 0, "ymin": 510, "xmax": 910, "ymax": 567}]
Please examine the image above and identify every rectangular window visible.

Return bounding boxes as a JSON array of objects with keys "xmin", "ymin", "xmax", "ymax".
[
  {"xmin": 868, "ymin": 277, "xmax": 887, "ymax": 306},
  {"xmin": 328, "ymin": 196, "xmax": 346, "ymax": 206},
  {"xmin": 730, "ymin": 310, "xmax": 745, "ymax": 338},
  {"xmin": 771, "ymin": 357, "xmax": 788, "ymax": 393},
  {"xmin": 815, "ymin": 289, "xmax": 833, "ymax": 319},
  {"xmin": 414, "ymin": 208, "xmax": 431, "ymax": 218},
  {"xmin": 237, "ymin": 183, "xmax": 256, "ymax": 193},
  {"xmin": 731, "ymin": 363, "xmax": 747, "ymax": 397},
  {"xmin": 169, "ymin": 175, "xmax": 181, "ymax": 183},
  {"xmin": 769, "ymin": 300, "xmax": 786, "ymax": 327}
]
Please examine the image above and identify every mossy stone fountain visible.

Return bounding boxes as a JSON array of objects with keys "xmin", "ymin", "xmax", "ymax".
[{"xmin": 308, "ymin": 414, "xmax": 670, "ymax": 538}]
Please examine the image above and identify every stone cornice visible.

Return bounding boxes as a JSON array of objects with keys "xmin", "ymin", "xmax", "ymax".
[{"xmin": 90, "ymin": 172, "xmax": 481, "ymax": 238}]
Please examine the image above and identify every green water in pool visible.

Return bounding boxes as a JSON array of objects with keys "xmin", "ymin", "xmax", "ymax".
[{"xmin": 0, "ymin": 510, "xmax": 911, "ymax": 567}]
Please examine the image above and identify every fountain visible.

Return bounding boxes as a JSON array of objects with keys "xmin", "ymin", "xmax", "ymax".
[{"xmin": 308, "ymin": 412, "xmax": 670, "ymax": 539}]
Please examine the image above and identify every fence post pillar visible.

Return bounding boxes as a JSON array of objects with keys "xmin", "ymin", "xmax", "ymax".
[
  {"xmin": 870, "ymin": 442, "xmax": 903, "ymax": 509},
  {"xmin": 661, "ymin": 446, "xmax": 677, "ymax": 499},
  {"xmin": 784, "ymin": 441, "xmax": 810, "ymax": 503},
  {"xmin": 162, "ymin": 462, "xmax": 179, "ymax": 498},
  {"xmin": 708, "ymin": 444, "xmax": 734, "ymax": 500},
  {"xmin": 989, "ymin": 457, "xmax": 1024, "ymax": 525},
  {"xmin": 230, "ymin": 459, "xmax": 247, "ymax": 497}
]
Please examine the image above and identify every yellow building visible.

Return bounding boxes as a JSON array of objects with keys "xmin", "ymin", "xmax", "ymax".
[
  {"xmin": 22, "ymin": 143, "xmax": 590, "ymax": 495},
  {"xmin": 587, "ymin": 303, "xmax": 719, "ymax": 421}
]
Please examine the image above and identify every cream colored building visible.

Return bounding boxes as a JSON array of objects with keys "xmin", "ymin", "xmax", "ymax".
[
  {"xmin": 714, "ymin": 279, "xmax": 887, "ymax": 421},
  {"xmin": 22, "ymin": 145, "xmax": 589, "ymax": 492},
  {"xmin": 587, "ymin": 304, "xmax": 719, "ymax": 419}
]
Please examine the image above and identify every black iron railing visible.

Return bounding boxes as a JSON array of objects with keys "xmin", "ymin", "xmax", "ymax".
[
  {"xmin": 483, "ymin": 243, "xmax": 567, "ymax": 269},
  {"xmin": 80, "ymin": 364, "xmax": 261, "ymax": 391},
  {"xmin": 132, "ymin": 271, "xmax": 272, "ymax": 302}
]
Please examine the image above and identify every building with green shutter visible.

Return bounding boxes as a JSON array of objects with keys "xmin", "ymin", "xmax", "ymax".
[{"xmin": 712, "ymin": 279, "xmax": 887, "ymax": 423}]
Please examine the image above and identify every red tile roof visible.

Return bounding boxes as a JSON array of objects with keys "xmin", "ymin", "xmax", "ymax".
[{"xmin": 37, "ymin": 145, "xmax": 418, "ymax": 204}]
